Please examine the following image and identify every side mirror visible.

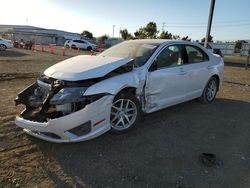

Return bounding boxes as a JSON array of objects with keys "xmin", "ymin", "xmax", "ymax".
[{"xmin": 149, "ymin": 60, "xmax": 158, "ymax": 72}]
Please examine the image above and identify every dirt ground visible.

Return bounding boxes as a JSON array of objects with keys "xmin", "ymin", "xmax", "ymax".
[{"xmin": 0, "ymin": 48, "xmax": 250, "ymax": 188}]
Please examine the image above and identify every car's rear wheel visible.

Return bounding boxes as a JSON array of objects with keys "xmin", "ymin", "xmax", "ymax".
[
  {"xmin": 87, "ymin": 46, "xmax": 92, "ymax": 51},
  {"xmin": 0, "ymin": 44, "xmax": 7, "ymax": 51},
  {"xmin": 110, "ymin": 93, "xmax": 141, "ymax": 133},
  {"xmin": 199, "ymin": 77, "xmax": 218, "ymax": 104}
]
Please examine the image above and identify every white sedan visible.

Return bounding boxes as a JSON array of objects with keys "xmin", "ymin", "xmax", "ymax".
[
  {"xmin": 15, "ymin": 39, "xmax": 224, "ymax": 143},
  {"xmin": 0, "ymin": 38, "xmax": 14, "ymax": 51},
  {"xmin": 64, "ymin": 39, "xmax": 97, "ymax": 51}
]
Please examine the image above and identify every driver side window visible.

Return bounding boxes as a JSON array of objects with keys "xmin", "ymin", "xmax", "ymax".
[{"xmin": 156, "ymin": 45, "xmax": 183, "ymax": 69}]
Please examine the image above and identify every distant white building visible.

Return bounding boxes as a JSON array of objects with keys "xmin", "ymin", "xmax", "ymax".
[{"xmin": 0, "ymin": 25, "xmax": 85, "ymax": 45}]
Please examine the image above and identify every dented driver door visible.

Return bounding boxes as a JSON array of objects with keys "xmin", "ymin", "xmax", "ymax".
[{"xmin": 144, "ymin": 45, "xmax": 188, "ymax": 113}]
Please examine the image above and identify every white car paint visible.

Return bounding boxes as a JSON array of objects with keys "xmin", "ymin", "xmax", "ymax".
[
  {"xmin": 15, "ymin": 39, "xmax": 224, "ymax": 143},
  {"xmin": 16, "ymin": 95, "xmax": 114, "ymax": 143},
  {"xmin": 0, "ymin": 38, "xmax": 14, "ymax": 50},
  {"xmin": 44, "ymin": 55, "xmax": 132, "ymax": 81}
]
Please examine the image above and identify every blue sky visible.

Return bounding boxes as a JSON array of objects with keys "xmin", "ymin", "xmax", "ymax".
[{"xmin": 1, "ymin": 0, "xmax": 250, "ymax": 41}]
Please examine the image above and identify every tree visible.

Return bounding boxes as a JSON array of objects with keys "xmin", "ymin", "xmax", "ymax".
[
  {"xmin": 235, "ymin": 40, "xmax": 246, "ymax": 49},
  {"xmin": 173, "ymin": 35, "xmax": 180, "ymax": 40},
  {"xmin": 81, "ymin": 30, "xmax": 93, "ymax": 39},
  {"xmin": 120, "ymin": 29, "xmax": 129, "ymax": 40},
  {"xmin": 144, "ymin": 22, "xmax": 158, "ymax": 38},
  {"xmin": 159, "ymin": 31, "xmax": 172, "ymax": 39},
  {"xmin": 181, "ymin": 36, "xmax": 191, "ymax": 41},
  {"xmin": 134, "ymin": 27, "xmax": 147, "ymax": 39},
  {"xmin": 201, "ymin": 35, "xmax": 213, "ymax": 42},
  {"xmin": 99, "ymin": 34, "xmax": 109, "ymax": 41},
  {"xmin": 120, "ymin": 29, "xmax": 133, "ymax": 40},
  {"xmin": 134, "ymin": 22, "xmax": 158, "ymax": 39}
]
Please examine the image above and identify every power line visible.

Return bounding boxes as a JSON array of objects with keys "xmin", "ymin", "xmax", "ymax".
[
  {"xmin": 162, "ymin": 23, "xmax": 250, "ymax": 28},
  {"xmin": 160, "ymin": 19, "xmax": 250, "ymax": 25},
  {"xmin": 120, "ymin": 19, "xmax": 250, "ymax": 30}
]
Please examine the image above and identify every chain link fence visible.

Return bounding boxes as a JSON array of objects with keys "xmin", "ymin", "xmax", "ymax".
[{"xmin": 210, "ymin": 42, "xmax": 249, "ymax": 69}]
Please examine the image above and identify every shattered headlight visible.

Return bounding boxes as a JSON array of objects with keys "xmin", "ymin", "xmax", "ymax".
[{"xmin": 50, "ymin": 87, "xmax": 88, "ymax": 105}]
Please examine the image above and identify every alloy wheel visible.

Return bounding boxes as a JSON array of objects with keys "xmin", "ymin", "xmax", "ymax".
[
  {"xmin": 110, "ymin": 98, "xmax": 137, "ymax": 131},
  {"xmin": 0, "ymin": 45, "xmax": 6, "ymax": 51},
  {"xmin": 206, "ymin": 80, "xmax": 217, "ymax": 101}
]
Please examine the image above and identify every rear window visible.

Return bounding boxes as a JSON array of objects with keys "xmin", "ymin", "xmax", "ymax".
[{"xmin": 185, "ymin": 45, "xmax": 209, "ymax": 63}]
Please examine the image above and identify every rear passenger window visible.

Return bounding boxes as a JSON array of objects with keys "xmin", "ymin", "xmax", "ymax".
[{"xmin": 185, "ymin": 45, "xmax": 209, "ymax": 63}]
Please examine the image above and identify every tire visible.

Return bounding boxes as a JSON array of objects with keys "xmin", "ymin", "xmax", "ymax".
[
  {"xmin": 199, "ymin": 77, "xmax": 218, "ymax": 104},
  {"xmin": 65, "ymin": 45, "xmax": 69, "ymax": 48},
  {"xmin": 110, "ymin": 92, "xmax": 142, "ymax": 133},
  {"xmin": 87, "ymin": 46, "xmax": 92, "ymax": 51},
  {"xmin": 0, "ymin": 44, "xmax": 7, "ymax": 51}
]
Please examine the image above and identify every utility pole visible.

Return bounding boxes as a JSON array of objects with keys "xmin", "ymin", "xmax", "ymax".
[
  {"xmin": 119, "ymin": 27, "xmax": 122, "ymax": 38},
  {"xmin": 26, "ymin": 18, "xmax": 29, "ymax": 25},
  {"xmin": 205, "ymin": 0, "xmax": 216, "ymax": 48},
  {"xmin": 162, "ymin": 22, "xmax": 166, "ymax": 32},
  {"xmin": 112, "ymin": 25, "xmax": 115, "ymax": 38}
]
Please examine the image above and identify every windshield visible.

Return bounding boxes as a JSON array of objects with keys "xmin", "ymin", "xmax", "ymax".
[{"xmin": 99, "ymin": 41, "xmax": 160, "ymax": 67}]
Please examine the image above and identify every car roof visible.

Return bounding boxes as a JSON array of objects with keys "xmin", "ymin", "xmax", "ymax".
[{"xmin": 124, "ymin": 39, "xmax": 197, "ymax": 46}]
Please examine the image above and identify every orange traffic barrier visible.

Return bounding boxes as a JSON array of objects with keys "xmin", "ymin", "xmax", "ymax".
[
  {"xmin": 61, "ymin": 47, "xmax": 66, "ymax": 56},
  {"xmin": 89, "ymin": 50, "xmax": 96, "ymax": 56},
  {"xmin": 97, "ymin": 42, "xmax": 105, "ymax": 52},
  {"xmin": 40, "ymin": 44, "xmax": 45, "ymax": 52},
  {"xmin": 49, "ymin": 45, "xmax": 54, "ymax": 54},
  {"xmin": 32, "ymin": 44, "xmax": 35, "ymax": 51}
]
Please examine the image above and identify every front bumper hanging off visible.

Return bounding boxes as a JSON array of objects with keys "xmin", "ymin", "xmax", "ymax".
[{"xmin": 15, "ymin": 95, "xmax": 114, "ymax": 143}]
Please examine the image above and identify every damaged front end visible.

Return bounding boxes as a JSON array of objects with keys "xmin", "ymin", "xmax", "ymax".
[
  {"xmin": 14, "ymin": 75, "xmax": 115, "ymax": 143},
  {"xmin": 15, "ymin": 75, "xmax": 105, "ymax": 123}
]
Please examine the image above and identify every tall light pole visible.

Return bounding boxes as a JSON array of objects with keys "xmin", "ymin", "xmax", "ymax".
[
  {"xmin": 205, "ymin": 0, "xmax": 216, "ymax": 48},
  {"xmin": 162, "ymin": 22, "xmax": 166, "ymax": 32},
  {"xmin": 119, "ymin": 27, "xmax": 122, "ymax": 38},
  {"xmin": 112, "ymin": 25, "xmax": 115, "ymax": 38}
]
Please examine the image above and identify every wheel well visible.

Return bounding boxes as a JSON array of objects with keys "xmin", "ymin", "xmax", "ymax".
[
  {"xmin": 212, "ymin": 75, "xmax": 220, "ymax": 90},
  {"xmin": 117, "ymin": 87, "xmax": 136, "ymax": 96}
]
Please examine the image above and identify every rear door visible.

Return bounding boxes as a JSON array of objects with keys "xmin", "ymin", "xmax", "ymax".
[
  {"xmin": 183, "ymin": 45, "xmax": 211, "ymax": 99},
  {"xmin": 79, "ymin": 40, "xmax": 88, "ymax": 49},
  {"xmin": 145, "ymin": 44, "xmax": 188, "ymax": 113}
]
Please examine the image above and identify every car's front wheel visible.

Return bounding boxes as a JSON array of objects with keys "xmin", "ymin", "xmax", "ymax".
[
  {"xmin": 110, "ymin": 93, "xmax": 141, "ymax": 133},
  {"xmin": 0, "ymin": 44, "xmax": 7, "ymax": 51},
  {"xmin": 199, "ymin": 77, "xmax": 218, "ymax": 104}
]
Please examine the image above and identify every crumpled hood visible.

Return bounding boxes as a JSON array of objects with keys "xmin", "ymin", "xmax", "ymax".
[{"xmin": 44, "ymin": 55, "xmax": 131, "ymax": 81}]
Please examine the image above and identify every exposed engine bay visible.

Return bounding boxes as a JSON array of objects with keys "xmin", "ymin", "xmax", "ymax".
[{"xmin": 15, "ymin": 75, "xmax": 105, "ymax": 122}]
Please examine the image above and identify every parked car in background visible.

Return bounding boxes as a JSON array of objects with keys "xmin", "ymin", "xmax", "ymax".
[
  {"xmin": 64, "ymin": 39, "xmax": 97, "ymax": 51},
  {"xmin": 0, "ymin": 38, "xmax": 14, "ymax": 51},
  {"xmin": 199, "ymin": 42, "xmax": 223, "ymax": 57},
  {"xmin": 15, "ymin": 39, "xmax": 224, "ymax": 143}
]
